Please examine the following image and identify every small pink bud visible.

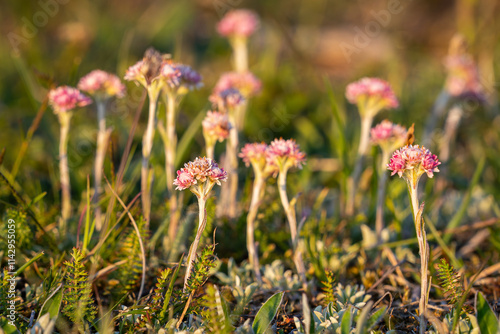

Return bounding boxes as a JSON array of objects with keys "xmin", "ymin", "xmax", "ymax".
[
  {"xmin": 174, "ymin": 157, "xmax": 228, "ymax": 191},
  {"xmin": 78, "ymin": 70, "xmax": 125, "ymax": 98},
  {"xmin": 217, "ymin": 9, "xmax": 259, "ymax": 38},
  {"xmin": 346, "ymin": 77, "xmax": 399, "ymax": 114},
  {"xmin": 202, "ymin": 111, "xmax": 231, "ymax": 143},
  {"xmin": 266, "ymin": 138, "xmax": 306, "ymax": 171},
  {"xmin": 213, "ymin": 71, "xmax": 261, "ymax": 99}
]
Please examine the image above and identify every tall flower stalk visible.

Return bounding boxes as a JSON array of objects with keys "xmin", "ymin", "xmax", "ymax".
[
  {"xmin": 345, "ymin": 77, "xmax": 399, "ymax": 216},
  {"xmin": 266, "ymin": 138, "xmax": 307, "ymax": 290},
  {"xmin": 210, "ymin": 88, "xmax": 245, "ymax": 218},
  {"xmin": 202, "ymin": 111, "xmax": 231, "ymax": 160},
  {"xmin": 239, "ymin": 143, "xmax": 277, "ymax": 284},
  {"xmin": 78, "ymin": 70, "xmax": 125, "ymax": 231},
  {"xmin": 48, "ymin": 86, "xmax": 91, "ymax": 233},
  {"xmin": 124, "ymin": 48, "xmax": 165, "ymax": 225},
  {"xmin": 173, "ymin": 157, "xmax": 227, "ymax": 291},
  {"xmin": 370, "ymin": 120, "xmax": 407, "ymax": 241},
  {"xmin": 217, "ymin": 9, "xmax": 259, "ymax": 73},
  {"xmin": 158, "ymin": 61, "xmax": 203, "ymax": 244},
  {"xmin": 388, "ymin": 144, "xmax": 440, "ymax": 334}
]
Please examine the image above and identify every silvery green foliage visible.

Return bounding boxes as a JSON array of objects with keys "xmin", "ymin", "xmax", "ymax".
[
  {"xmin": 234, "ymin": 319, "xmax": 254, "ymax": 334},
  {"xmin": 161, "ymin": 314, "xmax": 205, "ymax": 333},
  {"xmin": 216, "ymin": 258, "xmax": 255, "ymax": 287},
  {"xmin": 428, "ymin": 311, "xmax": 480, "ymax": 334},
  {"xmin": 334, "ymin": 284, "xmax": 371, "ymax": 311},
  {"xmin": 216, "ymin": 258, "xmax": 301, "ymax": 291},
  {"xmin": 261, "ymin": 260, "xmax": 302, "ymax": 290},
  {"xmin": 293, "ymin": 284, "xmax": 377, "ymax": 334}
]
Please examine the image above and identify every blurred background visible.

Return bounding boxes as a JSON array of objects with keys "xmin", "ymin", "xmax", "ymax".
[{"xmin": 0, "ymin": 0, "xmax": 499, "ymax": 251}]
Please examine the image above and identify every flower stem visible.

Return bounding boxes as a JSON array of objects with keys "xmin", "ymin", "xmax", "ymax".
[
  {"xmin": 247, "ymin": 173, "xmax": 264, "ymax": 284},
  {"xmin": 183, "ymin": 195, "xmax": 207, "ymax": 292},
  {"xmin": 221, "ymin": 110, "xmax": 239, "ymax": 218},
  {"xmin": 407, "ymin": 179, "xmax": 428, "ymax": 334},
  {"xmin": 94, "ymin": 100, "xmax": 110, "ymax": 231},
  {"xmin": 346, "ymin": 115, "xmax": 373, "ymax": 216},
  {"xmin": 231, "ymin": 36, "xmax": 248, "ymax": 73},
  {"xmin": 375, "ymin": 150, "xmax": 391, "ymax": 241},
  {"xmin": 141, "ymin": 88, "xmax": 159, "ymax": 225},
  {"xmin": 277, "ymin": 169, "xmax": 307, "ymax": 291},
  {"xmin": 206, "ymin": 143, "xmax": 215, "ymax": 161},
  {"xmin": 59, "ymin": 112, "xmax": 72, "ymax": 233}
]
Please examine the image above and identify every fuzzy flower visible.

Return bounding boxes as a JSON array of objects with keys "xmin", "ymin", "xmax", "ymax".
[
  {"xmin": 346, "ymin": 77, "xmax": 399, "ymax": 116},
  {"xmin": 371, "ymin": 120, "xmax": 407, "ymax": 151},
  {"xmin": 387, "ymin": 145, "xmax": 440, "ymax": 185},
  {"xmin": 213, "ymin": 71, "xmax": 261, "ymax": 98},
  {"xmin": 161, "ymin": 62, "xmax": 203, "ymax": 92},
  {"xmin": 217, "ymin": 9, "xmax": 259, "ymax": 38},
  {"xmin": 48, "ymin": 86, "xmax": 92, "ymax": 114},
  {"xmin": 202, "ymin": 111, "xmax": 231, "ymax": 143},
  {"xmin": 78, "ymin": 70, "xmax": 125, "ymax": 99},
  {"xmin": 266, "ymin": 138, "xmax": 306, "ymax": 171},
  {"xmin": 209, "ymin": 88, "xmax": 245, "ymax": 111},
  {"xmin": 240, "ymin": 143, "xmax": 278, "ymax": 177},
  {"xmin": 124, "ymin": 48, "xmax": 164, "ymax": 88},
  {"xmin": 444, "ymin": 55, "xmax": 485, "ymax": 102},
  {"xmin": 174, "ymin": 157, "xmax": 227, "ymax": 192}
]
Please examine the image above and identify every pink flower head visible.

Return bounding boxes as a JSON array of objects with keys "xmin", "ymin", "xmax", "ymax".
[
  {"xmin": 371, "ymin": 120, "xmax": 407, "ymax": 151},
  {"xmin": 161, "ymin": 62, "xmax": 203, "ymax": 92},
  {"xmin": 48, "ymin": 86, "xmax": 92, "ymax": 114},
  {"xmin": 444, "ymin": 55, "xmax": 485, "ymax": 102},
  {"xmin": 213, "ymin": 71, "xmax": 261, "ymax": 98},
  {"xmin": 387, "ymin": 145, "xmax": 440, "ymax": 184},
  {"xmin": 346, "ymin": 77, "xmax": 399, "ymax": 116},
  {"xmin": 266, "ymin": 138, "xmax": 306, "ymax": 171},
  {"xmin": 239, "ymin": 143, "xmax": 268, "ymax": 167},
  {"xmin": 124, "ymin": 48, "xmax": 164, "ymax": 88},
  {"xmin": 202, "ymin": 111, "xmax": 231, "ymax": 143},
  {"xmin": 78, "ymin": 70, "xmax": 125, "ymax": 99},
  {"xmin": 217, "ymin": 9, "xmax": 259, "ymax": 38},
  {"xmin": 174, "ymin": 157, "xmax": 228, "ymax": 193},
  {"xmin": 209, "ymin": 88, "xmax": 245, "ymax": 111},
  {"xmin": 124, "ymin": 60, "xmax": 146, "ymax": 84}
]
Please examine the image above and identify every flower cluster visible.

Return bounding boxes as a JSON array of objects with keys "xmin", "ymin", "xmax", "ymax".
[
  {"xmin": 202, "ymin": 111, "xmax": 231, "ymax": 143},
  {"xmin": 346, "ymin": 77, "xmax": 399, "ymax": 115},
  {"xmin": 240, "ymin": 143, "xmax": 268, "ymax": 168},
  {"xmin": 48, "ymin": 86, "xmax": 92, "ymax": 114},
  {"xmin": 213, "ymin": 71, "xmax": 261, "ymax": 98},
  {"xmin": 444, "ymin": 55, "xmax": 485, "ymax": 101},
  {"xmin": 266, "ymin": 138, "xmax": 306, "ymax": 171},
  {"xmin": 371, "ymin": 120, "xmax": 407, "ymax": 151},
  {"xmin": 174, "ymin": 157, "xmax": 227, "ymax": 191},
  {"xmin": 217, "ymin": 9, "xmax": 259, "ymax": 38},
  {"xmin": 387, "ymin": 145, "xmax": 440, "ymax": 182},
  {"xmin": 209, "ymin": 88, "xmax": 245, "ymax": 111},
  {"xmin": 78, "ymin": 70, "xmax": 125, "ymax": 99}
]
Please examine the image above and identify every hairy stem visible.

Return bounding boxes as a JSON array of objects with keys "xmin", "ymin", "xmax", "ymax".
[
  {"xmin": 231, "ymin": 36, "xmax": 248, "ymax": 73},
  {"xmin": 247, "ymin": 173, "xmax": 264, "ymax": 284},
  {"xmin": 407, "ymin": 180, "xmax": 428, "ymax": 334},
  {"xmin": 277, "ymin": 169, "xmax": 307, "ymax": 290},
  {"xmin": 94, "ymin": 101, "xmax": 110, "ymax": 231},
  {"xmin": 183, "ymin": 196, "xmax": 207, "ymax": 292},
  {"xmin": 375, "ymin": 150, "xmax": 391, "ymax": 241},
  {"xmin": 165, "ymin": 92, "xmax": 180, "ymax": 244},
  {"xmin": 206, "ymin": 143, "xmax": 215, "ymax": 161},
  {"xmin": 59, "ymin": 112, "xmax": 72, "ymax": 232},
  {"xmin": 141, "ymin": 88, "xmax": 159, "ymax": 225},
  {"xmin": 346, "ymin": 115, "xmax": 373, "ymax": 216}
]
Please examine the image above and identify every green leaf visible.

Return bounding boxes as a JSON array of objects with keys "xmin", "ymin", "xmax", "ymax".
[
  {"xmin": 252, "ymin": 292, "xmax": 284, "ymax": 334},
  {"xmin": 355, "ymin": 301, "xmax": 373, "ymax": 334},
  {"xmin": 38, "ymin": 284, "xmax": 64, "ymax": 321},
  {"xmin": 301, "ymin": 293, "xmax": 314, "ymax": 334},
  {"xmin": 340, "ymin": 307, "xmax": 352, "ymax": 334},
  {"xmin": 476, "ymin": 292, "xmax": 499, "ymax": 334}
]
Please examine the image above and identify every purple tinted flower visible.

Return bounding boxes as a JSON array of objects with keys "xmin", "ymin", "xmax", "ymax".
[
  {"xmin": 213, "ymin": 71, "xmax": 261, "ymax": 98},
  {"xmin": 209, "ymin": 88, "xmax": 245, "ymax": 111}
]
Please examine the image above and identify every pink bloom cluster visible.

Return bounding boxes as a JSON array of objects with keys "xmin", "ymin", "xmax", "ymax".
[
  {"xmin": 202, "ymin": 111, "xmax": 231, "ymax": 142},
  {"xmin": 266, "ymin": 138, "xmax": 306, "ymax": 170},
  {"xmin": 48, "ymin": 86, "xmax": 92, "ymax": 113},
  {"xmin": 209, "ymin": 88, "xmax": 245, "ymax": 111},
  {"xmin": 78, "ymin": 70, "xmax": 125, "ymax": 98},
  {"xmin": 125, "ymin": 58, "xmax": 202, "ymax": 91},
  {"xmin": 387, "ymin": 145, "xmax": 440, "ymax": 179},
  {"xmin": 346, "ymin": 77, "xmax": 399, "ymax": 110},
  {"xmin": 174, "ymin": 157, "xmax": 227, "ymax": 191},
  {"xmin": 239, "ymin": 143, "xmax": 268, "ymax": 167},
  {"xmin": 213, "ymin": 71, "xmax": 261, "ymax": 98},
  {"xmin": 371, "ymin": 120, "xmax": 407, "ymax": 147},
  {"xmin": 444, "ymin": 55, "xmax": 485, "ymax": 101},
  {"xmin": 217, "ymin": 9, "xmax": 259, "ymax": 38}
]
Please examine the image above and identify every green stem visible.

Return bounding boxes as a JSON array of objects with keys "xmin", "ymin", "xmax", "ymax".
[
  {"xmin": 183, "ymin": 195, "xmax": 207, "ymax": 292},
  {"xmin": 247, "ymin": 173, "xmax": 264, "ymax": 284},
  {"xmin": 375, "ymin": 150, "xmax": 390, "ymax": 241}
]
